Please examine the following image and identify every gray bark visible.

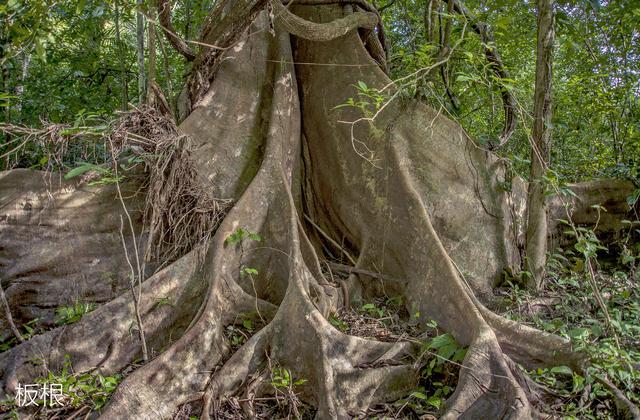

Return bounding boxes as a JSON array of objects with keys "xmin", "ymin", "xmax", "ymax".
[{"xmin": 525, "ymin": 0, "xmax": 555, "ymax": 290}]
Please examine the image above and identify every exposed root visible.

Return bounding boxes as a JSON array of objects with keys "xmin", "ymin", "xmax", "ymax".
[{"xmin": 3, "ymin": 6, "xmax": 635, "ymax": 420}]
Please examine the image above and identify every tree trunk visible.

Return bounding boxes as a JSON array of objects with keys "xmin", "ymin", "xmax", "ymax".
[
  {"xmin": 0, "ymin": 3, "xmax": 619, "ymax": 419},
  {"xmin": 147, "ymin": 6, "xmax": 157, "ymax": 104},
  {"xmin": 525, "ymin": 0, "xmax": 555, "ymax": 290},
  {"xmin": 0, "ymin": 31, "xmax": 10, "ymax": 125},
  {"xmin": 14, "ymin": 52, "xmax": 31, "ymax": 122},
  {"xmin": 136, "ymin": 0, "xmax": 146, "ymax": 104},
  {"xmin": 114, "ymin": 0, "xmax": 129, "ymax": 111}
]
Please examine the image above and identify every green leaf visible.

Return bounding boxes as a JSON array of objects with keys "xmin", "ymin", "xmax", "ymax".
[
  {"xmin": 76, "ymin": 0, "xmax": 86, "ymax": 13},
  {"xmin": 410, "ymin": 391, "xmax": 427, "ymax": 400},
  {"xmin": 455, "ymin": 74, "xmax": 475, "ymax": 82},
  {"xmin": 242, "ymin": 319, "xmax": 253, "ymax": 331},
  {"xmin": 242, "ymin": 267, "xmax": 258, "ymax": 276},
  {"xmin": 64, "ymin": 163, "xmax": 104, "ymax": 180},
  {"xmin": 427, "ymin": 396, "xmax": 442, "ymax": 409},
  {"xmin": 550, "ymin": 365, "xmax": 573, "ymax": 375}
]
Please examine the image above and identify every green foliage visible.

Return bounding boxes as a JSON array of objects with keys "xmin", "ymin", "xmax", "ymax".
[
  {"xmin": 55, "ymin": 301, "xmax": 96, "ymax": 325},
  {"xmin": 225, "ymin": 227, "xmax": 261, "ymax": 246},
  {"xmin": 152, "ymin": 296, "xmax": 173, "ymax": 310},
  {"xmin": 422, "ymin": 331, "xmax": 467, "ymax": 379},
  {"xmin": 360, "ymin": 302, "xmax": 386, "ymax": 318},
  {"xmin": 334, "ymin": 81, "xmax": 390, "ymax": 118},
  {"xmin": 378, "ymin": 0, "xmax": 640, "ymax": 182},
  {"xmin": 241, "ymin": 266, "xmax": 258, "ymax": 276},
  {"xmin": 328, "ymin": 314, "xmax": 348, "ymax": 332},
  {"xmin": 225, "ymin": 312, "xmax": 261, "ymax": 348},
  {"xmin": 501, "ymin": 258, "xmax": 640, "ymax": 418},
  {"xmin": 359, "ymin": 297, "xmax": 404, "ymax": 320},
  {"xmin": 0, "ymin": 318, "xmax": 41, "ymax": 352},
  {"xmin": 389, "ymin": 324, "xmax": 466, "ymax": 416},
  {"xmin": 270, "ymin": 367, "xmax": 307, "ymax": 389},
  {"xmin": 64, "ymin": 161, "xmax": 123, "ymax": 185},
  {"xmin": 226, "ymin": 227, "xmax": 262, "ymax": 278},
  {"xmin": 38, "ymin": 356, "xmax": 121, "ymax": 410}
]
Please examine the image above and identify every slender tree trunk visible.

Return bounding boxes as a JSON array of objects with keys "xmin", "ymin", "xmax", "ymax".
[
  {"xmin": 114, "ymin": 0, "xmax": 129, "ymax": 111},
  {"xmin": 14, "ymin": 52, "xmax": 31, "ymax": 122},
  {"xmin": 525, "ymin": 0, "xmax": 555, "ymax": 290},
  {"xmin": 147, "ymin": 7, "xmax": 156, "ymax": 104},
  {"xmin": 424, "ymin": 0, "xmax": 437, "ymax": 43},
  {"xmin": 184, "ymin": 0, "xmax": 192, "ymax": 40},
  {"xmin": 158, "ymin": 37, "xmax": 175, "ymax": 115},
  {"xmin": 136, "ymin": 0, "xmax": 146, "ymax": 104},
  {"xmin": 0, "ymin": 27, "xmax": 12, "ymax": 164},
  {"xmin": 0, "ymin": 28, "xmax": 10, "ymax": 124}
]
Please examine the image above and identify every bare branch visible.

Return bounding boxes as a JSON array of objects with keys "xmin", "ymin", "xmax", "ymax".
[
  {"xmin": 444, "ymin": 0, "xmax": 517, "ymax": 146},
  {"xmin": 158, "ymin": 0, "xmax": 196, "ymax": 61},
  {"xmin": 0, "ymin": 283, "xmax": 23, "ymax": 343}
]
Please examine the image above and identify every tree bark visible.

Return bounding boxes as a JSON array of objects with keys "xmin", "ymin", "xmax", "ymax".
[
  {"xmin": 136, "ymin": 0, "xmax": 146, "ymax": 104},
  {"xmin": 114, "ymin": 0, "xmax": 129, "ymax": 111},
  {"xmin": 14, "ymin": 52, "xmax": 31, "ymax": 122},
  {"xmin": 1, "ymin": 3, "xmax": 624, "ymax": 419},
  {"xmin": 147, "ymin": 6, "xmax": 157, "ymax": 104},
  {"xmin": 525, "ymin": 0, "xmax": 555, "ymax": 290}
]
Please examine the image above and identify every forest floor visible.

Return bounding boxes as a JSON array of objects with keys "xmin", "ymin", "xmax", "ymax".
[{"xmin": 1, "ymin": 250, "xmax": 639, "ymax": 419}]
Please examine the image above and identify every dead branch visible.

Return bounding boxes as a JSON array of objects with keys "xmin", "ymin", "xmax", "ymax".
[
  {"xmin": 149, "ymin": 81, "xmax": 174, "ymax": 120},
  {"xmin": 113, "ymin": 147, "xmax": 149, "ymax": 362},
  {"xmin": 0, "ymin": 282, "xmax": 23, "ymax": 343},
  {"xmin": 110, "ymin": 107, "xmax": 232, "ymax": 267},
  {"xmin": 443, "ymin": 0, "xmax": 517, "ymax": 146},
  {"xmin": 157, "ymin": 0, "xmax": 196, "ymax": 60},
  {"xmin": 119, "ymin": 214, "xmax": 149, "ymax": 362}
]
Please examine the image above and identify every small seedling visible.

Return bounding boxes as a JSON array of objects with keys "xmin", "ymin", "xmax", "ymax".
[
  {"xmin": 55, "ymin": 302, "xmax": 96, "ymax": 325},
  {"xmin": 0, "ymin": 318, "xmax": 41, "ymax": 352},
  {"xmin": 360, "ymin": 302, "xmax": 386, "ymax": 318},
  {"xmin": 152, "ymin": 297, "xmax": 173, "ymax": 310},
  {"xmin": 270, "ymin": 368, "xmax": 307, "ymax": 389},
  {"xmin": 242, "ymin": 267, "xmax": 258, "ymax": 276},
  {"xmin": 225, "ymin": 227, "xmax": 261, "ymax": 246},
  {"xmin": 329, "ymin": 315, "xmax": 348, "ymax": 332},
  {"xmin": 36, "ymin": 356, "xmax": 121, "ymax": 410}
]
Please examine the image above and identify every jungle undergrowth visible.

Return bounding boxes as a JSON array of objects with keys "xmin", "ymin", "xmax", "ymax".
[
  {"xmin": 327, "ymin": 294, "xmax": 467, "ymax": 419},
  {"xmin": 350, "ymin": 318, "xmax": 465, "ymax": 419},
  {"xmin": 0, "ymin": 356, "xmax": 122, "ymax": 419},
  {"xmin": 497, "ymin": 250, "xmax": 640, "ymax": 419},
  {"xmin": 1, "ymin": 301, "xmax": 96, "ymax": 354}
]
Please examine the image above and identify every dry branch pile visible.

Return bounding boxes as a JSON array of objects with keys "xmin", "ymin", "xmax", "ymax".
[{"xmin": 110, "ymin": 107, "xmax": 232, "ymax": 267}]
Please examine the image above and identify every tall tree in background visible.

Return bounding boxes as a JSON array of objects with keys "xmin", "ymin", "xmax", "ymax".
[
  {"xmin": 115, "ymin": 0, "xmax": 129, "ymax": 111},
  {"xmin": 136, "ymin": 0, "xmax": 146, "ymax": 104},
  {"xmin": 147, "ymin": 5, "xmax": 157, "ymax": 104},
  {"xmin": 525, "ymin": 0, "xmax": 555, "ymax": 290}
]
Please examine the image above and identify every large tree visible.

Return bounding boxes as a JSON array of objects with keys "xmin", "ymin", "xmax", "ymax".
[{"xmin": 1, "ymin": 1, "xmax": 636, "ymax": 418}]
